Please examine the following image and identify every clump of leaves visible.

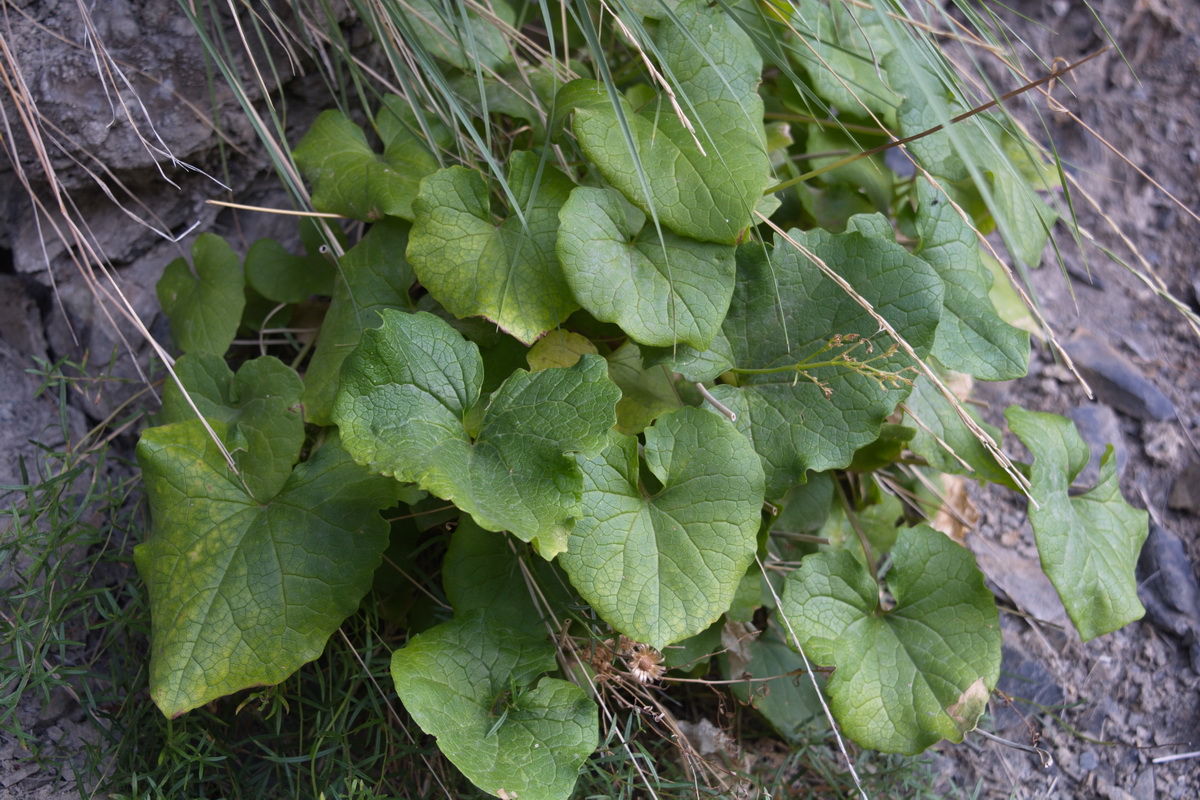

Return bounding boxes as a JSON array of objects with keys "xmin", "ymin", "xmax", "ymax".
[{"xmin": 141, "ymin": 1, "xmax": 1147, "ymax": 797}]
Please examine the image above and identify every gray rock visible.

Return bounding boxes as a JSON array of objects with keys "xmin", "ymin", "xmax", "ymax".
[
  {"xmin": 1080, "ymin": 750, "xmax": 1099, "ymax": 772},
  {"xmin": 1143, "ymin": 420, "xmax": 1186, "ymax": 467},
  {"xmin": 994, "ymin": 644, "xmax": 1065, "ymax": 734},
  {"xmin": 1131, "ymin": 768, "xmax": 1156, "ymax": 800},
  {"xmin": 1064, "ymin": 330, "xmax": 1176, "ymax": 421},
  {"xmin": 0, "ymin": 274, "xmax": 47, "ymax": 358},
  {"xmin": 1168, "ymin": 462, "xmax": 1200, "ymax": 515},
  {"xmin": 1136, "ymin": 523, "xmax": 1200, "ymax": 672},
  {"xmin": 1067, "ymin": 404, "xmax": 1128, "ymax": 490}
]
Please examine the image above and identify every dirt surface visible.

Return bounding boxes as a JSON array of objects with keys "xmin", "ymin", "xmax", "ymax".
[
  {"xmin": 929, "ymin": 1, "xmax": 1200, "ymax": 797},
  {"xmin": 1, "ymin": 1, "xmax": 1198, "ymax": 798}
]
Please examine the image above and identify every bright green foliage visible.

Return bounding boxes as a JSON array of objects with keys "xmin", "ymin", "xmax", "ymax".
[
  {"xmin": 158, "ymin": 354, "xmax": 303, "ymax": 501},
  {"xmin": 905, "ymin": 375, "xmax": 1021, "ymax": 490},
  {"xmin": 557, "ymin": 186, "xmax": 736, "ymax": 348},
  {"xmin": 557, "ymin": 0, "xmax": 769, "ymax": 244},
  {"xmin": 243, "ymin": 218, "xmax": 336, "ymax": 303},
  {"xmin": 137, "ymin": 0, "xmax": 1138, "ymax": 783},
  {"xmin": 334, "ymin": 310, "xmax": 619, "ymax": 559},
  {"xmin": 136, "ymin": 426, "xmax": 399, "ymax": 717},
  {"xmin": 402, "ymin": 0, "xmax": 514, "ymax": 72},
  {"xmin": 408, "ymin": 151, "xmax": 578, "ymax": 344},
  {"xmin": 606, "ymin": 341, "xmax": 684, "ymax": 435},
  {"xmin": 1007, "ymin": 407, "xmax": 1149, "ymax": 640},
  {"xmin": 560, "ymin": 408, "xmax": 765, "ymax": 648},
  {"xmin": 157, "ymin": 233, "xmax": 245, "ymax": 355},
  {"xmin": 781, "ymin": 525, "xmax": 1001, "ymax": 754},
  {"xmin": 885, "ymin": 54, "xmax": 1056, "ymax": 268},
  {"xmin": 710, "ymin": 222, "xmax": 941, "ymax": 499},
  {"xmin": 391, "ymin": 612, "xmax": 597, "ymax": 800},
  {"xmin": 303, "ymin": 218, "xmax": 416, "ymax": 425},
  {"xmin": 914, "ymin": 180, "xmax": 1029, "ymax": 379},
  {"xmin": 788, "ymin": 0, "xmax": 899, "ymax": 122},
  {"xmin": 292, "ymin": 98, "xmax": 440, "ymax": 222}
]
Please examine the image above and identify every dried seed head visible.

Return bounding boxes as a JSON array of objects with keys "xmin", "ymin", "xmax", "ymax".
[{"xmin": 625, "ymin": 643, "xmax": 666, "ymax": 684}]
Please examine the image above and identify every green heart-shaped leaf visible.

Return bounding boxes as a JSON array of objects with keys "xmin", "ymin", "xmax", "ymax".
[
  {"xmin": 157, "ymin": 233, "xmax": 245, "ymax": 356},
  {"xmin": 561, "ymin": 407, "xmax": 765, "ymax": 648},
  {"xmin": 781, "ymin": 524, "xmax": 1001, "ymax": 754},
  {"xmin": 334, "ymin": 310, "xmax": 619, "ymax": 558},
  {"xmin": 786, "ymin": 0, "xmax": 899, "ymax": 122},
  {"xmin": 711, "ymin": 219, "xmax": 942, "ymax": 499},
  {"xmin": 135, "ymin": 427, "xmax": 399, "ymax": 717},
  {"xmin": 408, "ymin": 151, "xmax": 579, "ymax": 344},
  {"xmin": 401, "ymin": 0, "xmax": 514, "ymax": 72},
  {"xmin": 158, "ymin": 354, "xmax": 303, "ymax": 500},
  {"xmin": 243, "ymin": 218, "xmax": 338, "ymax": 303},
  {"xmin": 1007, "ymin": 407, "xmax": 1149, "ymax": 640},
  {"xmin": 557, "ymin": 186, "xmax": 736, "ymax": 348},
  {"xmin": 556, "ymin": 0, "xmax": 769, "ymax": 244},
  {"xmin": 391, "ymin": 612, "xmax": 597, "ymax": 800},
  {"xmin": 293, "ymin": 97, "xmax": 442, "ymax": 222}
]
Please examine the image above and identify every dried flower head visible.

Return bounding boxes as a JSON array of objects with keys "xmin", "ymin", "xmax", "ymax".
[{"xmin": 625, "ymin": 643, "xmax": 666, "ymax": 684}]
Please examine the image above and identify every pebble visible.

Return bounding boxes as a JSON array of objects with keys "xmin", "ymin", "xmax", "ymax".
[
  {"xmin": 1132, "ymin": 520, "xmax": 1200, "ymax": 676},
  {"xmin": 994, "ymin": 645, "xmax": 1065, "ymax": 734},
  {"xmin": 1143, "ymin": 420, "xmax": 1185, "ymax": 466},
  {"xmin": 1131, "ymin": 769, "xmax": 1156, "ymax": 800},
  {"xmin": 1080, "ymin": 750, "xmax": 1100, "ymax": 771},
  {"xmin": 1136, "ymin": 523, "xmax": 1200, "ymax": 653},
  {"xmin": 1168, "ymin": 462, "xmax": 1200, "ymax": 515},
  {"xmin": 1064, "ymin": 330, "xmax": 1176, "ymax": 421}
]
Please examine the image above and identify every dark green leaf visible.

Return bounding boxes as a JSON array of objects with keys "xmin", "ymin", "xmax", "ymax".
[{"xmin": 157, "ymin": 233, "xmax": 245, "ymax": 355}]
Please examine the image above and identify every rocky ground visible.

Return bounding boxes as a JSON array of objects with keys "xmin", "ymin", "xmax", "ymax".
[
  {"xmin": 1, "ymin": 1, "xmax": 1198, "ymax": 798},
  {"xmin": 930, "ymin": 1, "xmax": 1200, "ymax": 798}
]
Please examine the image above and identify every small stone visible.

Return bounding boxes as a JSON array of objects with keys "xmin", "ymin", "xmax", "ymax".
[
  {"xmin": 1000, "ymin": 528, "xmax": 1022, "ymax": 547},
  {"xmin": 1064, "ymin": 330, "xmax": 1176, "ymax": 421},
  {"xmin": 1136, "ymin": 523, "xmax": 1200, "ymax": 648},
  {"xmin": 993, "ymin": 645, "xmax": 1065, "ymax": 734},
  {"xmin": 1068, "ymin": 404, "xmax": 1128, "ymax": 488},
  {"xmin": 1168, "ymin": 462, "xmax": 1200, "ymax": 515},
  {"xmin": 1080, "ymin": 750, "xmax": 1100, "ymax": 772},
  {"xmin": 1131, "ymin": 769, "xmax": 1156, "ymax": 800},
  {"xmin": 1143, "ymin": 420, "xmax": 1185, "ymax": 466},
  {"xmin": 1097, "ymin": 782, "xmax": 1136, "ymax": 800}
]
